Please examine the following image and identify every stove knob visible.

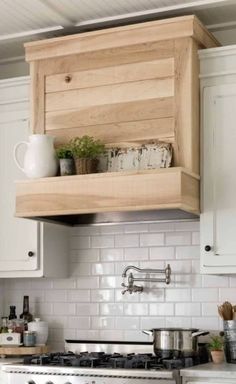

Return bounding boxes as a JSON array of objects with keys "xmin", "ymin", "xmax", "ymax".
[
  {"xmin": 27, "ymin": 381, "xmax": 36, "ymax": 384},
  {"xmin": 45, "ymin": 382, "xmax": 54, "ymax": 384}
]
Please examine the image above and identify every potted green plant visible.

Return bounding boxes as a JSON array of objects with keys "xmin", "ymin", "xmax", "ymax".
[
  {"xmin": 208, "ymin": 335, "xmax": 224, "ymax": 364},
  {"xmin": 56, "ymin": 145, "xmax": 75, "ymax": 176},
  {"xmin": 70, "ymin": 135, "xmax": 105, "ymax": 174}
]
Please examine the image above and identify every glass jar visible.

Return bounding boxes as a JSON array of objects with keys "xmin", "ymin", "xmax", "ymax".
[{"xmin": 23, "ymin": 331, "xmax": 36, "ymax": 347}]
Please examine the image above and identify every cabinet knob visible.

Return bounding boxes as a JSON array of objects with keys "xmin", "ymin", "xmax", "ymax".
[
  {"xmin": 28, "ymin": 251, "xmax": 34, "ymax": 257},
  {"xmin": 65, "ymin": 74, "xmax": 72, "ymax": 83},
  {"xmin": 205, "ymin": 245, "xmax": 212, "ymax": 252}
]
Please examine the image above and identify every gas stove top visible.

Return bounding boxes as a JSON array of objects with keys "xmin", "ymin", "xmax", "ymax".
[
  {"xmin": 2, "ymin": 341, "xmax": 208, "ymax": 384},
  {"xmin": 23, "ymin": 351, "xmax": 199, "ymax": 370}
]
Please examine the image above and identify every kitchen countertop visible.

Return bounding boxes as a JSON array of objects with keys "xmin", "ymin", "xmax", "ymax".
[{"xmin": 181, "ymin": 362, "xmax": 236, "ymax": 378}]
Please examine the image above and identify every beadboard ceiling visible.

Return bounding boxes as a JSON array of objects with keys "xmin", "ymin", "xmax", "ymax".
[{"xmin": 1, "ymin": 0, "xmax": 236, "ymax": 63}]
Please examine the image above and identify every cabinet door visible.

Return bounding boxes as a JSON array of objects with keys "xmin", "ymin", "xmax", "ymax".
[
  {"xmin": 201, "ymin": 83, "xmax": 236, "ymax": 272},
  {"xmin": 0, "ymin": 116, "xmax": 39, "ymax": 271}
]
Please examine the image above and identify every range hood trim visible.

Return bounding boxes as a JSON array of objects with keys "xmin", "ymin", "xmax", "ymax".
[{"xmin": 15, "ymin": 167, "xmax": 200, "ymax": 226}]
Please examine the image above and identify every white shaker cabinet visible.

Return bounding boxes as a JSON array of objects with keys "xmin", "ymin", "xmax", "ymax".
[
  {"xmin": 0, "ymin": 77, "xmax": 68, "ymax": 278},
  {"xmin": 199, "ymin": 46, "xmax": 236, "ymax": 273}
]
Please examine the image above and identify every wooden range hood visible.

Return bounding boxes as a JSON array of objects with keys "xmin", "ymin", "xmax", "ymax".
[{"xmin": 15, "ymin": 15, "xmax": 219, "ymax": 225}]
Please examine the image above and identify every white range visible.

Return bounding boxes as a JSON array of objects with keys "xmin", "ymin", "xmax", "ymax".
[{"xmin": 2, "ymin": 341, "xmax": 191, "ymax": 384}]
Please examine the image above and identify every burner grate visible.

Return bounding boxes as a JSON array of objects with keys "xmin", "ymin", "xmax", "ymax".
[{"xmin": 23, "ymin": 351, "xmax": 198, "ymax": 370}]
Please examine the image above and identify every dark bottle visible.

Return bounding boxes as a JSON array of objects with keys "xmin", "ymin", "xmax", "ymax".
[
  {"xmin": 8, "ymin": 305, "xmax": 17, "ymax": 320},
  {"xmin": 20, "ymin": 296, "xmax": 33, "ymax": 328}
]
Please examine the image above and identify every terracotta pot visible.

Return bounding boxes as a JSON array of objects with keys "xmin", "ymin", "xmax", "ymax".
[
  {"xmin": 75, "ymin": 158, "xmax": 98, "ymax": 174},
  {"xmin": 211, "ymin": 350, "xmax": 224, "ymax": 364}
]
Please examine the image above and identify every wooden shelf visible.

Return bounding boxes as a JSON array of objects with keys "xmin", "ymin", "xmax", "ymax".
[
  {"xmin": 0, "ymin": 345, "xmax": 48, "ymax": 356},
  {"xmin": 15, "ymin": 167, "xmax": 199, "ymax": 224}
]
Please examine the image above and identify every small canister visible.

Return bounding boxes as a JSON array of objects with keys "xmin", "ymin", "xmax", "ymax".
[{"xmin": 23, "ymin": 331, "xmax": 36, "ymax": 347}]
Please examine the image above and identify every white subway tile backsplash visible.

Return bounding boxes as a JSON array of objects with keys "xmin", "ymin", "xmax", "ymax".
[
  {"xmin": 165, "ymin": 289, "xmax": 191, "ymax": 302},
  {"xmin": 3, "ymin": 220, "xmax": 228, "ymax": 349},
  {"xmin": 91, "ymin": 263, "xmax": 115, "ymax": 275},
  {"xmin": 165, "ymin": 317, "xmax": 192, "ymax": 328},
  {"xmin": 140, "ymin": 233, "xmax": 164, "ymax": 247},
  {"xmin": 91, "ymin": 317, "xmax": 115, "ymax": 330},
  {"xmin": 115, "ymin": 234, "xmax": 139, "ymax": 248},
  {"xmin": 124, "ymin": 247, "xmax": 148, "ymax": 260},
  {"xmin": 70, "ymin": 236, "xmax": 90, "ymax": 249},
  {"xmin": 67, "ymin": 290, "xmax": 90, "ymax": 302},
  {"xmin": 219, "ymin": 288, "xmax": 236, "ymax": 302},
  {"xmin": 149, "ymin": 303, "xmax": 174, "ymax": 316},
  {"xmin": 124, "ymin": 224, "xmax": 149, "ymax": 233},
  {"xmin": 165, "ymin": 232, "xmax": 191, "ymax": 246},
  {"xmin": 68, "ymin": 316, "xmax": 91, "ymax": 329},
  {"xmin": 53, "ymin": 303, "xmax": 76, "ymax": 316},
  {"xmin": 168, "ymin": 260, "xmax": 192, "ymax": 274},
  {"xmin": 45, "ymin": 290, "xmax": 67, "ymax": 303},
  {"xmin": 100, "ymin": 330, "xmax": 124, "ymax": 340},
  {"xmin": 76, "ymin": 277, "xmax": 99, "ymax": 289},
  {"xmin": 124, "ymin": 303, "xmax": 148, "ymax": 316},
  {"xmin": 115, "ymin": 289, "xmax": 139, "ymax": 302},
  {"xmin": 100, "ymin": 248, "xmax": 124, "ymax": 261},
  {"xmin": 71, "ymin": 226, "xmax": 100, "ymax": 236},
  {"xmin": 192, "ymin": 232, "xmax": 200, "ymax": 245},
  {"xmin": 76, "ymin": 330, "xmax": 100, "ymax": 339},
  {"xmin": 175, "ymin": 303, "xmax": 201, "ymax": 316},
  {"xmin": 202, "ymin": 275, "xmax": 228, "ymax": 288},
  {"xmin": 70, "ymin": 249, "xmax": 100, "ymax": 263},
  {"xmin": 76, "ymin": 303, "xmax": 99, "ymax": 316},
  {"xmin": 192, "ymin": 317, "xmax": 219, "ymax": 330},
  {"xmin": 140, "ymin": 289, "xmax": 165, "ymax": 302},
  {"xmin": 100, "ymin": 276, "xmax": 121, "ymax": 289},
  {"xmin": 174, "ymin": 221, "xmax": 199, "ymax": 231},
  {"xmin": 100, "ymin": 303, "xmax": 123, "ymax": 316},
  {"xmin": 149, "ymin": 247, "xmax": 175, "ymax": 260},
  {"xmin": 91, "ymin": 289, "xmax": 114, "ymax": 302},
  {"xmin": 92, "ymin": 235, "xmax": 114, "ymax": 248},
  {"xmin": 192, "ymin": 288, "xmax": 219, "ymax": 302},
  {"xmin": 100, "ymin": 225, "xmax": 124, "ymax": 235},
  {"xmin": 201, "ymin": 303, "xmax": 218, "ymax": 317},
  {"xmin": 175, "ymin": 246, "xmax": 199, "ymax": 260},
  {"xmin": 140, "ymin": 317, "xmax": 166, "ymax": 330},
  {"xmin": 52, "ymin": 278, "xmax": 77, "ymax": 289},
  {"xmin": 115, "ymin": 317, "xmax": 139, "ymax": 330},
  {"xmin": 69, "ymin": 262, "xmax": 91, "ymax": 276},
  {"xmin": 149, "ymin": 222, "xmax": 175, "ymax": 232}
]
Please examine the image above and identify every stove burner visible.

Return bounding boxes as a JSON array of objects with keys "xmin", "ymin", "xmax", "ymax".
[{"xmin": 23, "ymin": 351, "xmax": 201, "ymax": 370}]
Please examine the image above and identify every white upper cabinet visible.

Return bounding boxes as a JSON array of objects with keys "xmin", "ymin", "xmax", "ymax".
[
  {"xmin": 0, "ymin": 77, "xmax": 68, "ymax": 278},
  {"xmin": 200, "ymin": 46, "xmax": 236, "ymax": 273}
]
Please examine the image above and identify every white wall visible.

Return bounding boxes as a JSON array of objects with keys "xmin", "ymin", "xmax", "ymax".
[{"xmin": 2, "ymin": 220, "xmax": 233, "ymax": 351}]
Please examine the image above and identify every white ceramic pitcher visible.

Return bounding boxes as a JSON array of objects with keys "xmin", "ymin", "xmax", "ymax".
[{"xmin": 14, "ymin": 134, "xmax": 58, "ymax": 178}]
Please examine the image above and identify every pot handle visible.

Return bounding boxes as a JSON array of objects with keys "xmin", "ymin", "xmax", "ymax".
[
  {"xmin": 142, "ymin": 330, "xmax": 153, "ymax": 336},
  {"xmin": 191, "ymin": 331, "xmax": 209, "ymax": 338}
]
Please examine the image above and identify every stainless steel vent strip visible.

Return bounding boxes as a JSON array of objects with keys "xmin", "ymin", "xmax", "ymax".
[{"xmin": 7, "ymin": 369, "xmax": 166, "ymax": 379}]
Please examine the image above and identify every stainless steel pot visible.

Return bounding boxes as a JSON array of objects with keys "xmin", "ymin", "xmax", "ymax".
[{"xmin": 143, "ymin": 328, "xmax": 209, "ymax": 356}]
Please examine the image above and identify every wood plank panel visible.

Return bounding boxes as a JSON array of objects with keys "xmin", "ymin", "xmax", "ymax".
[
  {"xmin": 46, "ymin": 118, "xmax": 175, "ymax": 146},
  {"xmin": 46, "ymin": 58, "xmax": 174, "ymax": 93},
  {"xmin": 15, "ymin": 168, "xmax": 200, "ymax": 217},
  {"xmin": 40, "ymin": 40, "xmax": 174, "ymax": 76},
  {"xmin": 173, "ymin": 38, "xmax": 199, "ymax": 173},
  {"xmin": 25, "ymin": 17, "xmax": 195, "ymax": 61},
  {"xmin": 30, "ymin": 62, "xmax": 45, "ymax": 134},
  {"xmin": 46, "ymin": 98, "xmax": 174, "ymax": 129},
  {"xmin": 45, "ymin": 78, "xmax": 174, "ymax": 112}
]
